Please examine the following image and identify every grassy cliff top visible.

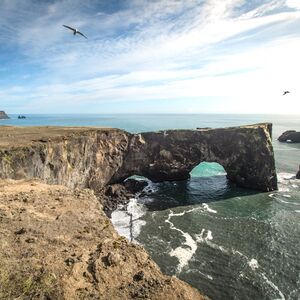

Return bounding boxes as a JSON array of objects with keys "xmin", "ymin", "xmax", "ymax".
[{"xmin": 0, "ymin": 126, "xmax": 118, "ymax": 149}]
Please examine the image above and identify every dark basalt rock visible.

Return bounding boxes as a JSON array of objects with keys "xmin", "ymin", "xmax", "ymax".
[
  {"xmin": 123, "ymin": 179, "xmax": 148, "ymax": 194},
  {"xmin": 0, "ymin": 124, "xmax": 277, "ymax": 193},
  {"xmin": 110, "ymin": 124, "xmax": 277, "ymax": 192},
  {"xmin": 102, "ymin": 184, "xmax": 132, "ymax": 216},
  {"xmin": 0, "ymin": 111, "xmax": 9, "ymax": 119},
  {"xmin": 278, "ymin": 130, "xmax": 300, "ymax": 143},
  {"xmin": 101, "ymin": 179, "xmax": 148, "ymax": 216}
]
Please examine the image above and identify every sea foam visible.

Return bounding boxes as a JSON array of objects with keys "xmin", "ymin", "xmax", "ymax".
[
  {"xmin": 111, "ymin": 198, "xmax": 146, "ymax": 242},
  {"xmin": 202, "ymin": 203, "xmax": 217, "ymax": 214},
  {"xmin": 165, "ymin": 209, "xmax": 198, "ymax": 273},
  {"xmin": 248, "ymin": 258, "xmax": 259, "ymax": 270}
]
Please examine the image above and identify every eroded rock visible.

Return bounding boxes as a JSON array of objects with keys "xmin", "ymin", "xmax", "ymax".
[
  {"xmin": 278, "ymin": 130, "xmax": 300, "ymax": 143},
  {"xmin": 111, "ymin": 124, "xmax": 277, "ymax": 191},
  {"xmin": 0, "ymin": 124, "xmax": 277, "ymax": 192}
]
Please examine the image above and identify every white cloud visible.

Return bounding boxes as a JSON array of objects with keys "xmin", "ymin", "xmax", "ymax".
[
  {"xmin": 286, "ymin": 0, "xmax": 300, "ymax": 9},
  {"xmin": 0, "ymin": 0, "xmax": 300, "ymax": 113}
]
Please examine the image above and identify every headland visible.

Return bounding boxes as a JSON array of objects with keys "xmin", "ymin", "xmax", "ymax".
[
  {"xmin": 0, "ymin": 111, "xmax": 9, "ymax": 119},
  {"xmin": 0, "ymin": 124, "xmax": 277, "ymax": 299}
]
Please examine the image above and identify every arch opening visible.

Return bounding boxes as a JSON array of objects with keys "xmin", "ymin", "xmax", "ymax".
[{"xmin": 190, "ymin": 162, "xmax": 227, "ymax": 178}]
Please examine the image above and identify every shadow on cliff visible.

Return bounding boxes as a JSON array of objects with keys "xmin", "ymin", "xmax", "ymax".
[{"xmin": 138, "ymin": 175, "xmax": 260, "ymax": 212}]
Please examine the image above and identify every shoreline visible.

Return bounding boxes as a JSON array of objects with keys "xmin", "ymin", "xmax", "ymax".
[{"xmin": 0, "ymin": 124, "xmax": 278, "ymax": 298}]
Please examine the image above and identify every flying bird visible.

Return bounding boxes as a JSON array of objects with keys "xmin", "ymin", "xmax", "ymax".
[
  {"xmin": 62, "ymin": 25, "xmax": 87, "ymax": 39},
  {"xmin": 283, "ymin": 91, "xmax": 290, "ymax": 96}
]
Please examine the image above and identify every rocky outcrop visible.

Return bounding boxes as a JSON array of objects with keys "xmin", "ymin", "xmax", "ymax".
[
  {"xmin": 0, "ymin": 179, "xmax": 206, "ymax": 299},
  {"xmin": 111, "ymin": 123, "xmax": 277, "ymax": 191},
  {"xmin": 0, "ymin": 111, "xmax": 9, "ymax": 119},
  {"xmin": 101, "ymin": 180, "xmax": 148, "ymax": 216},
  {"xmin": 0, "ymin": 124, "xmax": 277, "ymax": 192},
  {"xmin": 278, "ymin": 130, "xmax": 300, "ymax": 143}
]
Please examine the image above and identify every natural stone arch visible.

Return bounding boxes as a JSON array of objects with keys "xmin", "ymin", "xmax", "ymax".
[
  {"xmin": 0, "ymin": 124, "xmax": 277, "ymax": 192},
  {"xmin": 110, "ymin": 124, "xmax": 277, "ymax": 192}
]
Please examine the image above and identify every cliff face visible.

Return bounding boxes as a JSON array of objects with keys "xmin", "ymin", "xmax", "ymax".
[
  {"xmin": 0, "ymin": 124, "xmax": 277, "ymax": 192},
  {"xmin": 111, "ymin": 124, "xmax": 277, "ymax": 191},
  {"xmin": 0, "ymin": 127, "xmax": 129, "ymax": 191},
  {"xmin": 0, "ymin": 179, "xmax": 206, "ymax": 300},
  {"xmin": 0, "ymin": 111, "xmax": 9, "ymax": 119}
]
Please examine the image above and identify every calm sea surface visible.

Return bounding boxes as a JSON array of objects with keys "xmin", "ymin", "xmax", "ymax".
[{"xmin": 1, "ymin": 114, "xmax": 300, "ymax": 299}]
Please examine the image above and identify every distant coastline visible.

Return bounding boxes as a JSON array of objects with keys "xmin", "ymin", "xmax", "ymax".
[{"xmin": 0, "ymin": 111, "xmax": 9, "ymax": 119}]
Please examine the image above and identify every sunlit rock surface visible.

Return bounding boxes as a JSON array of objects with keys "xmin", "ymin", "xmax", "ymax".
[{"xmin": 0, "ymin": 179, "xmax": 206, "ymax": 299}]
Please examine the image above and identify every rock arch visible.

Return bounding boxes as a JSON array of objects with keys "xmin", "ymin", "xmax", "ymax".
[
  {"xmin": 110, "ymin": 123, "xmax": 277, "ymax": 192},
  {"xmin": 0, "ymin": 124, "xmax": 277, "ymax": 192}
]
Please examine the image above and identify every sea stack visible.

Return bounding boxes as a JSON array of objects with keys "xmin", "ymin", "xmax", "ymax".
[
  {"xmin": 0, "ymin": 111, "xmax": 9, "ymax": 119},
  {"xmin": 278, "ymin": 130, "xmax": 300, "ymax": 143}
]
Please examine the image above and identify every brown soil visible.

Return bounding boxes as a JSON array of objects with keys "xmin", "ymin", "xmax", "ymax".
[
  {"xmin": 0, "ymin": 126, "xmax": 113, "ymax": 149},
  {"xmin": 0, "ymin": 179, "xmax": 207, "ymax": 300}
]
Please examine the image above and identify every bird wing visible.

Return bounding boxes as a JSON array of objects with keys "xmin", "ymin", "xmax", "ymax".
[
  {"xmin": 77, "ymin": 31, "xmax": 88, "ymax": 39},
  {"xmin": 63, "ymin": 25, "xmax": 76, "ymax": 32}
]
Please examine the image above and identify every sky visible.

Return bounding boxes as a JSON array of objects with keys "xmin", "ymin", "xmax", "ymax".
[{"xmin": 0, "ymin": 0, "xmax": 300, "ymax": 114}]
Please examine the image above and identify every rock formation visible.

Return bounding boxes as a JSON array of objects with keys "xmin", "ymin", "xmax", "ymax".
[
  {"xmin": 278, "ymin": 130, "xmax": 300, "ymax": 143},
  {"xmin": 0, "ymin": 123, "xmax": 277, "ymax": 192},
  {"xmin": 0, "ymin": 179, "xmax": 206, "ymax": 299},
  {"xmin": 0, "ymin": 111, "xmax": 9, "ymax": 119},
  {"xmin": 111, "ymin": 124, "xmax": 277, "ymax": 191},
  {"xmin": 296, "ymin": 165, "xmax": 300, "ymax": 179}
]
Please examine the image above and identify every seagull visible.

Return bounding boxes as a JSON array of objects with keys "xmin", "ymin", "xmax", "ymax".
[
  {"xmin": 283, "ymin": 91, "xmax": 290, "ymax": 96},
  {"xmin": 62, "ymin": 25, "xmax": 88, "ymax": 39}
]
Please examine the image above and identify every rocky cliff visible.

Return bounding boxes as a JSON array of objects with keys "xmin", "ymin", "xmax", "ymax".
[
  {"xmin": 0, "ymin": 179, "xmax": 206, "ymax": 299},
  {"xmin": 111, "ymin": 123, "xmax": 277, "ymax": 191},
  {"xmin": 0, "ymin": 111, "xmax": 9, "ymax": 119},
  {"xmin": 0, "ymin": 124, "xmax": 277, "ymax": 192}
]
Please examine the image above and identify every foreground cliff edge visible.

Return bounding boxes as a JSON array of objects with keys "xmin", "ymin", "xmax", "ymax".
[
  {"xmin": 0, "ymin": 124, "xmax": 277, "ymax": 299},
  {"xmin": 0, "ymin": 179, "xmax": 206, "ymax": 299}
]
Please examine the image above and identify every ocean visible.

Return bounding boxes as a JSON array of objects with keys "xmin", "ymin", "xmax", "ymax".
[{"xmin": 1, "ymin": 113, "xmax": 300, "ymax": 299}]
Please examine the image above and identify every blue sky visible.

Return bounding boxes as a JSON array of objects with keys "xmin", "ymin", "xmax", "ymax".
[{"xmin": 0, "ymin": 0, "xmax": 300, "ymax": 114}]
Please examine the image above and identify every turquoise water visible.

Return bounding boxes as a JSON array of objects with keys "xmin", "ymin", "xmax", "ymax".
[{"xmin": 2, "ymin": 114, "xmax": 300, "ymax": 299}]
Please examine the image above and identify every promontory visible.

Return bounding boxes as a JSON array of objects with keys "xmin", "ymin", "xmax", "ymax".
[
  {"xmin": 0, "ymin": 123, "xmax": 277, "ymax": 191},
  {"xmin": 0, "ymin": 111, "xmax": 9, "ymax": 119}
]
